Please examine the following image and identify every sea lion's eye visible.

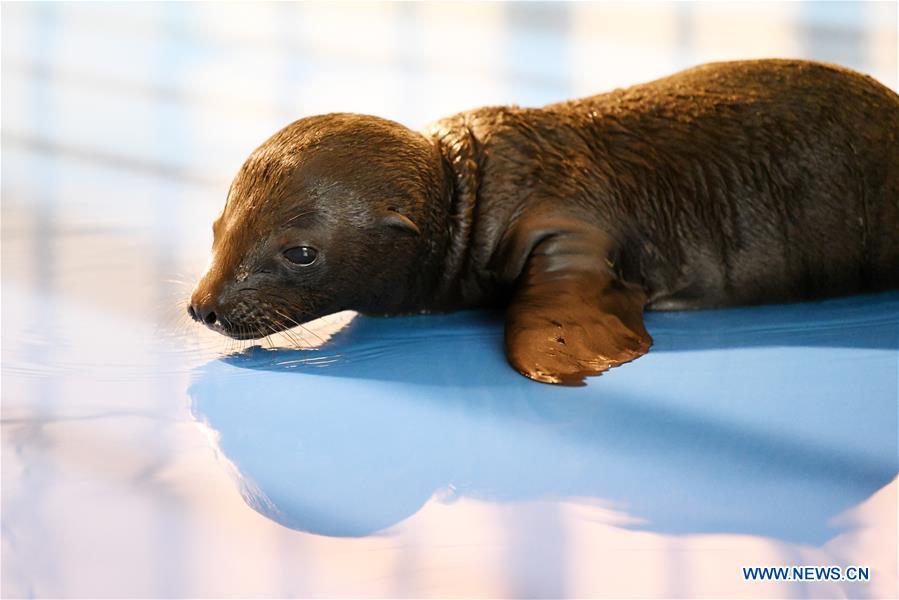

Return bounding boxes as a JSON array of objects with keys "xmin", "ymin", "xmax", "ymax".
[{"xmin": 283, "ymin": 246, "xmax": 318, "ymax": 266}]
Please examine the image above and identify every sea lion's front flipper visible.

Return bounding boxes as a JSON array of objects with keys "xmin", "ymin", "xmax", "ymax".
[{"xmin": 495, "ymin": 215, "xmax": 651, "ymax": 385}]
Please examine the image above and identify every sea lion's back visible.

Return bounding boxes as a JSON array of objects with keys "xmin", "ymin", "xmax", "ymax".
[
  {"xmin": 552, "ymin": 59, "xmax": 899, "ymax": 306},
  {"xmin": 555, "ymin": 59, "xmax": 897, "ymax": 118}
]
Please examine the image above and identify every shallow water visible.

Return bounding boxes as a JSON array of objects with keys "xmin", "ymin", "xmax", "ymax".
[
  {"xmin": 3, "ymin": 3, "xmax": 898, "ymax": 598},
  {"xmin": 189, "ymin": 297, "xmax": 899, "ymax": 542}
]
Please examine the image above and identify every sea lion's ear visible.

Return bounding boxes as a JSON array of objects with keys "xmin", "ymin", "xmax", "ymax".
[
  {"xmin": 380, "ymin": 209, "xmax": 421, "ymax": 236},
  {"xmin": 499, "ymin": 213, "xmax": 652, "ymax": 385}
]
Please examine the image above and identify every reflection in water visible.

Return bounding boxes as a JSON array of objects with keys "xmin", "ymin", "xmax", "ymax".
[{"xmin": 190, "ymin": 293, "xmax": 898, "ymax": 542}]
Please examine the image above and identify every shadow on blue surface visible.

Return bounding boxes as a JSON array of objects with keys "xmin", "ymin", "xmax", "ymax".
[{"xmin": 189, "ymin": 293, "xmax": 898, "ymax": 543}]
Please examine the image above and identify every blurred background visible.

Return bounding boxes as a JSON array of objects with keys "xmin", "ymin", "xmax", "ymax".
[
  {"xmin": 3, "ymin": 1, "xmax": 897, "ymax": 278},
  {"xmin": 2, "ymin": 2, "xmax": 897, "ymax": 598}
]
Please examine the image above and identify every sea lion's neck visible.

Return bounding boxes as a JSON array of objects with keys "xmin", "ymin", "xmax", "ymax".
[{"xmin": 426, "ymin": 118, "xmax": 484, "ymax": 309}]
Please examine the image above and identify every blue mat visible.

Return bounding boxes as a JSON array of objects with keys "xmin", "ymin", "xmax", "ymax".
[{"xmin": 190, "ymin": 292, "xmax": 899, "ymax": 543}]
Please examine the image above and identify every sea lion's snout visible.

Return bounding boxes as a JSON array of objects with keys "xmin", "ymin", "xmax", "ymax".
[
  {"xmin": 187, "ymin": 265, "xmax": 276, "ymax": 340},
  {"xmin": 187, "ymin": 271, "xmax": 233, "ymax": 334},
  {"xmin": 187, "ymin": 289, "xmax": 220, "ymax": 328}
]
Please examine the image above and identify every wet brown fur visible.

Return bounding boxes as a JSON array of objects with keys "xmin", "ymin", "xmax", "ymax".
[{"xmin": 191, "ymin": 59, "xmax": 899, "ymax": 383}]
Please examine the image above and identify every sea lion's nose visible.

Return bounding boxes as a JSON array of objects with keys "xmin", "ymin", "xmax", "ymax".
[
  {"xmin": 187, "ymin": 302, "xmax": 218, "ymax": 326},
  {"xmin": 188, "ymin": 288, "xmax": 220, "ymax": 327}
]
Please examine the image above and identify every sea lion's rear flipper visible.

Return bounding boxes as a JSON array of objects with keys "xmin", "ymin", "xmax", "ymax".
[{"xmin": 494, "ymin": 215, "xmax": 652, "ymax": 385}]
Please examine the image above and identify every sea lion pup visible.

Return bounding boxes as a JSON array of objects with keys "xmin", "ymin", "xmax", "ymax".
[{"xmin": 190, "ymin": 59, "xmax": 899, "ymax": 385}]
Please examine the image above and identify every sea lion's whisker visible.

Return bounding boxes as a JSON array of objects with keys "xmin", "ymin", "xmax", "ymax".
[
  {"xmin": 281, "ymin": 324, "xmax": 307, "ymax": 348},
  {"xmin": 298, "ymin": 325, "xmax": 326, "ymax": 346},
  {"xmin": 271, "ymin": 309, "xmax": 298, "ymax": 328},
  {"xmin": 270, "ymin": 316, "xmax": 302, "ymax": 347},
  {"xmin": 272, "ymin": 308, "xmax": 327, "ymax": 346},
  {"xmin": 264, "ymin": 314, "xmax": 297, "ymax": 347},
  {"xmin": 259, "ymin": 309, "xmax": 298, "ymax": 346},
  {"xmin": 275, "ymin": 310, "xmax": 322, "ymax": 341},
  {"xmin": 258, "ymin": 316, "xmax": 279, "ymax": 349}
]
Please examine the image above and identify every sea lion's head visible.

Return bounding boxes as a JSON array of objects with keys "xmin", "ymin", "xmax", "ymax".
[{"xmin": 188, "ymin": 113, "xmax": 450, "ymax": 339}]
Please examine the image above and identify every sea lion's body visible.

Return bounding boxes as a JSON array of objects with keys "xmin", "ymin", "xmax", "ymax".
[
  {"xmin": 190, "ymin": 60, "xmax": 899, "ymax": 384},
  {"xmin": 426, "ymin": 60, "xmax": 899, "ymax": 312}
]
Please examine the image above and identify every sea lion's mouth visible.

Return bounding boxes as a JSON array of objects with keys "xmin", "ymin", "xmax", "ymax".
[
  {"xmin": 215, "ymin": 318, "xmax": 289, "ymax": 341},
  {"xmin": 222, "ymin": 328, "xmax": 268, "ymax": 341},
  {"xmin": 190, "ymin": 296, "xmax": 316, "ymax": 341}
]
